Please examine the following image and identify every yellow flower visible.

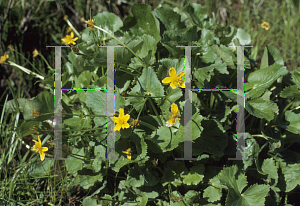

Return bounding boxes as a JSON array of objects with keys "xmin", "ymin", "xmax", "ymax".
[
  {"xmin": 0, "ymin": 52, "xmax": 9, "ymax": 64},
  {"xmin": 8, "ymin": 45, "xmax": 14, "ymax": 51},
  {"xmin": 111, "ymin": 108, "xmax": 130, "ymax": 131},
  {"xmin": 61, "ymin": 32, "xmax": 78, "ymax": 45},
  {"xmin": 166, "ymin": 103, "xmax": 181, "ymax": 127},
  {"xmin": 260, "ymin": 21, "xmax": 270, "ymax": 30},
  {"xmin": 86, "ymin": 19, "xmax": 95, "ymax": 35},
  {"xmin": 162, "ymin": 67, "xmax": 185, "ymax": 89},
  {"xmin": 122, "ymin": 148, "xmax": 131, "ymax": 160},
  {"xmin": 32, "ymin": 136, "xmax": 48, "ymax": 161},
  {"xmin": 31, "ymin": 109, "xmax": 41, "ymax": 118},
  {"xmin": 33, "ymin": 49, "xmax": 39, "ymax": 58},
  {"xmin": 66, "ymin": 27, "xmax": 72, "ymax": 34}
]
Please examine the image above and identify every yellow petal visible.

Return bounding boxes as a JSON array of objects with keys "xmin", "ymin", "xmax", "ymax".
[
  {"xmin": 40, "ymin": 152, "xmax": 45, "ymax": 161},
  {"xmin": 119, "ymin": 108, "xmax": 124, "ymax": 118},
  {"xmin": 114, "ymin": 124, "xmax": 122, "ymax": 131},
  {"xmin": 42, "ymin": 147, "xmax": 48, "ymax": 152},
  {"xmin": 162, "ymin": 77, "xmax": 172, "ymax": 83},
  {"xmin": 170, "ymin": 82, "xmax": 177, "ymax": 89},
  {"xmin": 122, "ymin": 123, "xmax": 130, "ymax": 129},
  {"xmin": 178, "ymin": 71, "xmax": 185, "ymax": 78},
  {"xmin": 169, "ymin": 67, "xmax": 177, "ymax": 77},
  {"xmin": 70, "ymin": 32, "xmax": 74, "ymax": 38},
  {"xmin": 171, "ymin": 103, "xmax": 179, "ymax": 114},
  {"xmin": 127, "ymin": 155, "xmax": 131, "ymax": 160},
  {"xmin": 124, "ymin": 114, "xmax": 130, "ymax": 122},
  {"xmin": 178, "ymin": 81, "xmax": 185, "ymax": 88}
]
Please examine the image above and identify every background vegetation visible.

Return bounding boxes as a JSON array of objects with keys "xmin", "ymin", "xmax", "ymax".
[{"xmin": 0, "ymin": 0, "xmax": 299, "ymax": 205}]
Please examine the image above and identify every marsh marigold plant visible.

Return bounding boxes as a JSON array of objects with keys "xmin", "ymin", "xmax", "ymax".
[
  {"xmin": 32, "ymin": 136, "xmax": 48, "ymax": 161},
  {"xmin": 260, "ymin": 21, "xmax": 270, "ymax": 30},
  {"xmin": 111, "ymin": 108, "xmax": 130, "ymax": 131},
  {"xmin": 162, "ymin": 67, "xmax": 185, "ymax": 89},
  {"xmin": 166, "ymin": 103, "xmax": 181, "ymax": 127},
  {"xmin": 0, "ymin": 52, "xmax": 9, "ymax": 64},
  {"xmin": 61, "ymin": 32, "xmax": 78, "ymax": 45}
]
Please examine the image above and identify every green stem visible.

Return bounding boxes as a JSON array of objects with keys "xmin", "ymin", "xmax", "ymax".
[
  {"xmin": 147, "ymin": 98, "xmax": 163, "ymax": 126},
  {"xmin": 136, "ymin": 101, "xmax": 146, "ymax": 122},
  {"xmin": 12, "ymin": 50, "xmax": 41, "ymax": 74},
  {"xmin": 281, "ymin": 99, "xmax": 295, "ymax": 118},
  {"xmin": 66, "ymin": 19, "xmax": 81, "ymax": 38},
  {"xmin": 8, "ymin": 61, "xmax": 44, "ymax": 80},
  {"xmin": 39, "ymin": 53, "xmax": 54, "ymax": 71},
  {"xmin": 93, "ymin": 24, "xmax": 145, "ymax": 68},
  {"xmin": 139, "ymin": 121, "xmax": 157, "ymax": 131}
]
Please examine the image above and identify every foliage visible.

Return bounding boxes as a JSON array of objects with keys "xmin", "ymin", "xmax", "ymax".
[{"xmin": 1, "ymin": 0, "xmax": 300, "ymax": 205}]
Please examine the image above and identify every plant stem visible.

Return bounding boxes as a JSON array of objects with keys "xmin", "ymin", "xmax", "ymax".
[
  {"xmin": 148, "ymin": 98, "xmax": 163, "ymax": 126},
  {"xmin": 93, "ymin": 24, "xmax": 145, "ymax": 68},
  {"xmin": 39, "ymin": 53, "xmax": 54, "ymax": 71},
  {"xmin": 8, "ymin": 61, "xmax": 44, "ymax": 80}
]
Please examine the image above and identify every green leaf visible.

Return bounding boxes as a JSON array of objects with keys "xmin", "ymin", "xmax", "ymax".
[
  {"xmin": 82, "ymin": 197, "xmax": 97, "ymax": 206},
  {"xmin": 75, "ymin": 70, "xmax": 93, "ymax": 88},
  {"xmin": 238, "ymin": 184, "xmax": 269, "ymax": 206},
  {"xmin": 74, "ymin": 172, "xmax": 103, "ymax": 190},
  {"xmin": 85, "ymin": 91, "xmax": 107, "ymax": 127},
  {"xmin": 246, "ymin": 64, "xmax": 288, "ymax": 98},
  {"xmin": 260, "ymin": 46, "xmax": 269, "ymax": 70},
  {"xmin": 211, "ymin": 44, "xmax": 236, "ymax": 70},
  {"xmin": 231, "ymin": 28, "xmax": 251, "ymax": 46},
  {"xmin": 183, "ymin": 3, "xmax": 208, "ymax": 28},
  {"xmin": 66, "ymin": 147, "xmax": 84, "ymax": 174},
  {"xmin": 126, "ymin": 4, "xmax": 161, "ymax": 46},
  {"xmin": 218, "ymin": 165, "xmax": 247, "ymax": 194},
  {"xmin": 154, "ymin": 5, "xmax": 185, "ymax": 31},
  {"xmin": 245, "ymin": 98, "xmax": 275, "ymax": 121},
  {"xmin": 280, "ymin": 85, "xmax": 300, "ymax": 98},
  {"xmin": 218, "ymin": 165, "xmax": 269, "ymax": 206},
  {"xmin": 160, "ymin": 87, "xmax": 182, "ymax": 112},
  {"xmin": 193, "ymin": 119, "xmax": 227, "ymax": 157},
  {"xmin": 18, "ymin": 120, "xmax": 39, "ymax": 138},
  {"xmin": 281, "ymin": 163, "xmax": 300, "ymax": 192},
  {"xmin": 181, "ymin": 164, "xmax": 205, "ymax": 185},
  {"xmin": 130, "ymin": 67, "xmax": 164, "ymax": 111},
  {"xmin": 285, "ymin": 110, "xmax": 300, "ymax": 134},
  {"xmin": 27, "ymin": 160, "xmax": 54, "ymax": 178},
  {"xmin": 89, "ymin": 11, "xmax": 123, "ymax": 41},
  {"xmin": 261, "ymin": 158, "xmax": 278, "ymax": 182},
  {"xmin": 138, "ymin": 192, "xmax": 148, "ymax": 206},
  {"xmin": 203, "ymin": 186, "xmax": 222, "ymax": 202},
  {"xmin": 291, "ymin": 67, "xmax": 300, "ymax": 89}
]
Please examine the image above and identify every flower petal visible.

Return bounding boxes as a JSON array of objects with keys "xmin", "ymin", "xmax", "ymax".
[
  {"xmin": 171, "ymin": 103, "xmax": 179, "ymax": 114},
  {"xmin": 119, "ymin": 108, "xmax": 124, "ymax": 118},
  {"xmin": 124, "ymin": 114, "xmax": 130, "ymax": 122},
  {"xmin": 122, "ymin": 123, "xmax": 130, "ymax": 129},
  {"xmin": 162, "ymin": 77, "xmax": 172, "ymax": 83},
  {"xmin": 42, "ymin": 147, "xmax": 48, "ymax": 152},
  {"xmin": 178, "ymin": 81, "xmax": 185, "ymax": 88},
  {"xmin": 39, "ymin": 152, "xmax": 45, "ymax": 161},
  {"xmin": 178, "ymin": 71, "xmax": 185, "ymax": 78},
  {"xmin": 114, "ymin": 124, "xmax": 122, "ymax": 131},
  {"xmin": 170, "ymin": 82, "xmax": 177, "ymax": 89},
  {"xmin": 169, "ymin": 67, "xmax": 176, "ymax": 77}
]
